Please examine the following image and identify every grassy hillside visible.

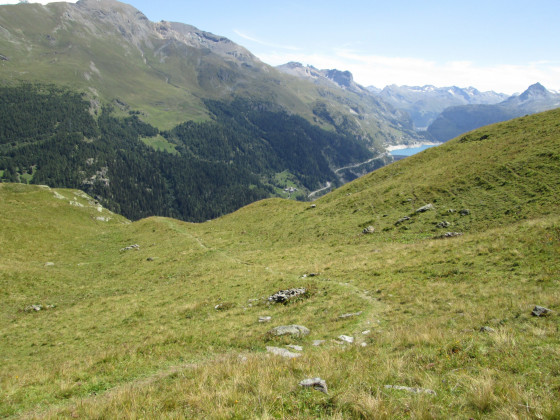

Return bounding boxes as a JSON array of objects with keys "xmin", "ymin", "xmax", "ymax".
[{"xmin": 1, "ymin": 109, "xmax": 559, "ymax": 418}]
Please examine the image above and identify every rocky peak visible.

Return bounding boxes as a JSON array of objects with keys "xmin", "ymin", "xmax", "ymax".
[{"xmin": 518, "ymin": 82, "xmax": 549, "ymax": 100}]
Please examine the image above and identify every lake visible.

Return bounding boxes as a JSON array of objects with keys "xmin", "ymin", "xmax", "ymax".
[{"xmin": 389, "ymin": 144, "xmax": 438, "ymax": 157}]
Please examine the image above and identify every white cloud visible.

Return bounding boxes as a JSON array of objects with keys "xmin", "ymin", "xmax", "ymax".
[
  {"xmin": 233, "ymin": 30, "xmax": 301, "ymax": 52},
  {"xmin": 257, "ymin": 49, "xmax": 560, "ymax": 94}
]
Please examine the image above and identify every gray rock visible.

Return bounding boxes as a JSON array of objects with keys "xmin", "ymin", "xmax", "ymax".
[
  {"xmin": 312, "ymin": 340, "xmax": 325, "ymax": 346},
  {"xmin": 395, "ymin": 216, "xmax": 410, "ymax": 225},
  {"xmin": 479, "ymin": 326, "xmax": 496, "ymax": 333},
  {"xmin": 286, "ymin": 344, "xmax": 303, "ymax": 351},
  {"xmin": 384, "ymin": 385, "xmax": 436, "ymax": 395},
  {"xmin": 299, "ymin": 378, "xmax": 328, "ymax": 394},
  {"xmin": 310, "ymin": 204, "xmax": 316, "ymax": 208},
  {"xmin": 25, "ymin": 304, "xmax": 43, "ymax": 312},
  {"xmin": 338, "ymin": 335, "xmax": 354, "ymax": 343},
  {"xmin": 338, "ymin": 311, "xmax": 363, "ymax": 319},
  {"xmin": 120, "ymin": 244, "xmax": 140, "ymax": 252},
  {"xmin": 269, "ymin": 325, "xmax": 310, "ymax": 337},
  {"xmin": 266, "ymin": 346, "xmax": 301, "ymax": 359},
  {"xmin": 258, "ymin": 316, "xmax": 272, "ymax": 323},
  {"xmin": 436, "ymin": 232, "xmax": 463, "ymax": 239},
  {"xmin": 415, "ymin": 203, "xmax": 434, "ymax": 213},
  {"xmin": 44, "ymin": 262, "xmax": 55, "ymax": 267},
  {"xmin": 436, "ymin": 221, "xmax": 450, "ymax": 228},
  {"xmin": 362, "ymin": 226, "xmax": 375, "ymax": 234},
  {"xmin": 268, "ymin": 288, "xmax": 306, "ymax": 303},
  {"xmin": 459, "ymin": 209, "xmax": 471, "ymax": 216},
  {"xmin": 532, "ymin": 306, "xmax": 552, "ymax": 317}
]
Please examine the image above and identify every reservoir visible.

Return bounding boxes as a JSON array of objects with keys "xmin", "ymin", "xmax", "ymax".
[{"xmin": 389, "ymin": 144, "xmax": 438, "ymax": 157}]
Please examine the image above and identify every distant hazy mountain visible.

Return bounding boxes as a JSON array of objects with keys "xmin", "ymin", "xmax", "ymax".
[
  {"xmin": 370, "ymin": 85, "xmax": 508, "ymax": 130},
  {"xmin": 427, "ymin": 83, "xmax": 560, "ymax": 142}
]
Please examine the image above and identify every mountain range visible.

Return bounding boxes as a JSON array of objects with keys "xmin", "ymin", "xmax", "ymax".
[
  {"xmin": 371, "ymin": 84, "xmax": 509, "ymax": 130},
  {"xmin": 426, "ymin": 82, "xmax": 560, "ymax": 142}
]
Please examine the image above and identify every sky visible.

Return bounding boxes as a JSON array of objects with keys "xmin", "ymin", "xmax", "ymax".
[{"xmin": 2, "ymin": 0, "xmax": 560, "ymax": 94}]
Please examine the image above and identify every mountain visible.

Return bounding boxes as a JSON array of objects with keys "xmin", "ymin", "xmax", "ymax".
[
  {"xmin": 0, "ymin": 0, "xmax": 422, "ymax": 147},
  {"xmin": 372, "ymin": 84, "xmax": 508, "ymax": 130},
  {"xmin": 0, "ymin": 0, "xmax": 432, "ymax": 221},
  {"xmin": 2, "ymin": 108, "xmax": 559, "ymax": 418},
  {"xmin": 427, "ymin": 83, "xmax": 560, "ymax": 142}
]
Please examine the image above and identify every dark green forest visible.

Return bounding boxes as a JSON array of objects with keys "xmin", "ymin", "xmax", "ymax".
[{"xmin": 0, "ymin": 84, "xmax": 374, "ymax": 221}]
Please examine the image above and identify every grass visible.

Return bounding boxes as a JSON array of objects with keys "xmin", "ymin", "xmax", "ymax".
[
  {"xmin": 1, "ymin": 109, "xmax": 560, "ymax": 418},
  {"xmin": 140, "ymin": 134, "xmax": 179, "ymax": 155}
]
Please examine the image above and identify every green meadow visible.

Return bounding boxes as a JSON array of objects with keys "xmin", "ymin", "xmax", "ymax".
[{"xmin": 1, "ymin": 109, "xmax": 559, "ymax": 418}]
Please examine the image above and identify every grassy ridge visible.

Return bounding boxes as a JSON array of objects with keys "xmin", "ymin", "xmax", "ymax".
[{"xmin": 1, "ymin": 110, "xmax": 559, "ymax": 418}]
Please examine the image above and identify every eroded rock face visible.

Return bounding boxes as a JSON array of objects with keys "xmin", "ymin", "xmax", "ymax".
[{"xmin": 269, "ymin": 325, "xmax": 310, "ymax": 337}]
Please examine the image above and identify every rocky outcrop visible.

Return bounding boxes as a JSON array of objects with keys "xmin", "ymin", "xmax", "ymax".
[{"xmin": 269, "ymin": 325, "xmax": 310, "ymax": 337}]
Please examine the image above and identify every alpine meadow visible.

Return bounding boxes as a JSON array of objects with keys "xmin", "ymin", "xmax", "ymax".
[{"xmin": 1, "ymin": 0, "xmax": 559, "ymax": 419}]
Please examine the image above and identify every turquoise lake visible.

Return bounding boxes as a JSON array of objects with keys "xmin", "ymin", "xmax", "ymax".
[{"xmin": 389, "ymin": 144, "xmax": 438, "ymax": 156}]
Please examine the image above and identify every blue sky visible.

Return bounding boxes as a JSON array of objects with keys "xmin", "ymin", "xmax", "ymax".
[{"xmin": 3, "ymin": 0, "xmax": 560, "ymax": 93}]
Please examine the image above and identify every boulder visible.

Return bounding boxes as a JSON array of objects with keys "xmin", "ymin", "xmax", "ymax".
[
  {"xmin": 415, "ymin": 203, "xmax": 434, "ymax": 213},
  {"xmin": 531, "ymin": 306, "xmax": 552, "ymax": 317},
  {"xmin": 269, "ymin": 325, "xmax": 310, "ymax": 337},
  {"xmin": 299, "ymin": 378, "xmax": 328, "ymax": 394},
  {"xmin": 362, "ymin": 226, "xmax": 375, "ymax": 234},
  {"xmin": 120, "ymin": 244, "xmax": 140, "ymax": 252},
  {"xmin": 338, "ymin": 335, "xmax": 354, "ymax": 343},
  {"xmin": 436, "ymin": 221, "xmax": 450, "ymax": 228},
  {"xmin": 459, "ymin": 209, "xmax": 471, "ymax": 216},
  {"xmin": 258, "ymin": 316, "xmax": 272, "ymax": 323}
]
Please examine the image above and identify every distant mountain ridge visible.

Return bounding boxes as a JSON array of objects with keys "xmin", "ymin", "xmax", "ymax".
[
  {"xmin": 371, "ymin": 84, "xmax": 508, "ymax": 129},
  {"xmin": 427, "ymin": 83, "xmax": 560, "ymax": 142}
]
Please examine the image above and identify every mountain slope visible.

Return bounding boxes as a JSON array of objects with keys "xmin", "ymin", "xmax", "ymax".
[
  {"xmin": 0, "ymin": 0, "xmax": 421, "ymax": 147},
  {"xmin": 1, "ymin": 109, "xmax": 559, "ymax": 419},
  {"xmin": 427, "ymin": 83, "xmax": 560, "ymax": 141}
]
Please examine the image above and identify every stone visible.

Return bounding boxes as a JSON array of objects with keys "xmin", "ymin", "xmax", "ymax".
[
  {"xmin": 479, "ymin": 326, "xmax": 496, "ymax": 333},
  {"xmin": 384, "ymin": 385, "xmax": 436, "ymax": 395},
  {"xmin": 459, "ymin": 209, "xmax": 471, "ymax": 216},
  {"xmin": 531, "ymin": 306, "xmax": 552, "ymax": 317},
  {"xmin": 310, "ymin": 204, "xmax": 316, "ymax": 208},
  {"xmin": 338, "ymin": 335, "xmax": 354, "ymax": 343},
  {"xmin": 415, "ymin": 203, "xmax": 434, "ymax": 213},
  {"xmin": 268, "ymin": 288, "xmax": 306, "ymax": 303},
  {"xmin": 266, "ymin": 346, "xmax": 301, "ymax": 359},
  {"xmin": 299, "ymin": 378, "xmax": 328, "ymax": 394},
  {"xmin": 395, "ymin": 216, "xmax": 410, "ymax": 225},
  {"xmin": 312, "ymin": 340, "xmax": 325, "ymax": 346},
  {"xmin": 269, "ymin": 325, "xmax": 310, "ymax": 337},
  {"xmin": 360, "ymin": 342, "xmax": 368, "ymax": 347},
  {"xmin": 338, "ymin": 311, "xmax": 363, "ymax": 319},
  {"xmin": 362, "ymin": 226, "xmax": 375, "ymax": 234},
  {"xmin": 286, "ymin": 344, "xmax": 303, "ymax": 351},
  {"xmin": 44, "ymin": 262, "xmax": 55, "ymax": 267},
  {"xmin": 120, "ymin": 244, "xmax": 140, "ymax": 252},
  {"xmin": 436, "ymin": 221, "xmax": 451, "ymax": 228},
  {"xmin": 146, "ymin": 257, "xmax": 154, "ymax": 261},
  {"xmin": 258, "ymin": 316, "xmax": 272, "ymax": 323},
  {"xmin": 437, "ymin": 232, "xmax": 463, "ymax": 239},
  {"xmin": 25, "ymin": 304, "xmax": 43, "ymax": 312}
]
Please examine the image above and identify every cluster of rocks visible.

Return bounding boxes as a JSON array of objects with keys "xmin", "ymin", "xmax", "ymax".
[
  {"xmin": 120, "ymin": 244, "xmax": 140, "ymax": 252},
  {"xmin": 268, "ymin": 288, "xmax": 307, "ymax": 303},
  {"xmin": 24, "ymin": 304, "xmax": 55, "ymax": 312}
]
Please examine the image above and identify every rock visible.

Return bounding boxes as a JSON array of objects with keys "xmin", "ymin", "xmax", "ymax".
[
  {"xmin": 362, "ymin": 330, "xmax": 371, "ymax": 335},
  {"xmin": 338, "ymin": 335, "xmax": 354, "ymax": 343},
  {"xmin": 436, "ymin": 232, "xmax": 463, "ymax": 239},
  {"xmin": 146, "ymin": 257, "xmax": 154, "ymax": 261},
  {"xmin": 338, "ymin": 311, "xmax": 363, "ymax": 319},
  {"xmin": 25, "ymin": 304, "xmax": 43, "ymax": 312},
  {"xmin": 266, "ymin": 346, "xmax": 301, "ymax": 359},
  {"xmin": 459, "ymin": 209, "xmax": 471, "ymax": 216},
  {"xmin": 362, "ymin": 226, "xmax": 375, "ymax": 234},
  {"xmin": 307, "ymin": 273, "xmax": 318, "ymax": 277},
  {"xmin": 531, "ymin": 306, "xmax": 552, "ymax": 317},
  {"xmin": 384, "ymin": 385, "xmax": 436, "ymax": 395},
  {"xmin": 258, "ymin": 316, "xmax": 272, "ymax": 323},
  {"xmin": 395, "ymin": 216, "xmax": 410, "ymax": 225},
  {"xmin": 299, "ymin": 378, "xmax": 328, "ymax": 394},
  {"xmin": 120, "ymin": 244, "xmax": 140, "ymax": 252},
  {"xmin": 310, "ymin": 204, "xmax": 316, "ymax": 208},
  {"xmin": 415, "ymin": 203, "xmax": 434, "ymax": 213},
  {"xmin": 312, "ymin": 340, "xmax": 325, "ymax": 346},
  {"xmin": 95, "ymin": 216, "xmax": 111, "ymax": 222},
  {"xmin": 436, "ymin": 221, "xmax": 451, "ymax": 228},
  {"xmin": 360, "ymin": 342, "xmax": 368, "ymax": 347},
  {"xmin": 286, "ymin": 344, "xmax": 303, "ymax": 351},
  {"xmin": 479, "ymin": 326, "xmax": 496, "ymax": 333},
  {"xmin": 268, "ymin": 288, "xmax": 306, "ymax": 303},
  {"xmin": 44, "ymin": 262, "xmax": 55, "ymax": 267},
  {"xmin": 269, "ymin": 325, "xmax": 310, "ymax": 337}
]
